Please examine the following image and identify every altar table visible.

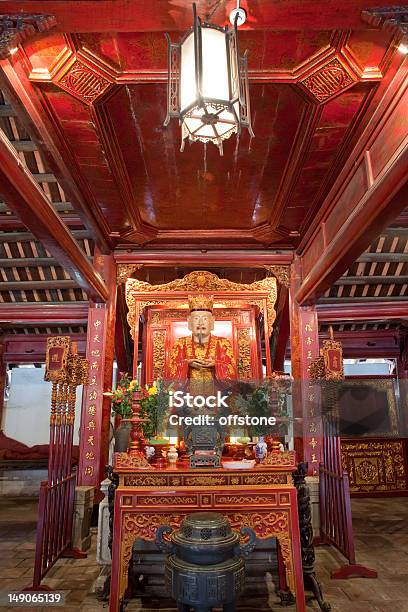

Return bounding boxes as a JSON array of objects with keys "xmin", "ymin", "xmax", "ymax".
[{"xmin": 109, "ymin": 452, "xmax": 306, "ymax": 612}]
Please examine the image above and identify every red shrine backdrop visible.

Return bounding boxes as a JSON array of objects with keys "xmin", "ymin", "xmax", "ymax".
[{"xmin": 141, "ymin": 304, "xmax": 263, "ymax": 384}]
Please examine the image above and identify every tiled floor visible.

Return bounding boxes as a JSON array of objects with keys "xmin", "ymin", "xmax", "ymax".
[{"xmin": 0, "ymin": 496, "xmax": 408, "ymax": 611}]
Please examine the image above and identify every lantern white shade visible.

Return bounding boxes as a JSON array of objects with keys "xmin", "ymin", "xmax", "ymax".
[{"xmin": 165, "ymin": 4, "xmax": 253, "ymax": 155}]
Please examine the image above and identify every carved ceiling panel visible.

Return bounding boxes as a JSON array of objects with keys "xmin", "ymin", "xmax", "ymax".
[{"xmin": 3, "ymin": 7, "xmax": 400, "ymax": 249}]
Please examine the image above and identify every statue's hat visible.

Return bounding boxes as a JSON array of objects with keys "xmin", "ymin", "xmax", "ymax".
[{"xmin": 188, "ymin": 294, "xmax": 213, "ymax": 313}]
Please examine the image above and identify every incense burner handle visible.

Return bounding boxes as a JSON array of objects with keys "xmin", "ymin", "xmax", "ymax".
[
  {"xmin": 155, "ymin": 525, "xmax": 175, "ymax": 554},
  {"xmin": 237, "ymin": 527, "xmax": 257, "ymax": 557}
]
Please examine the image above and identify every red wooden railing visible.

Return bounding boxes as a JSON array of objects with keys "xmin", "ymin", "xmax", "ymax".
[
  {"xmin": 319, "ymin": 415, "xmax": 377, "ymax": 579},
  {"xmin": 26, "ymin": 348, "xmax": 88, "ymax": 591},
  {"xmin": 32, "ymin": 473, "xmax": 77, "ymax": 588}
]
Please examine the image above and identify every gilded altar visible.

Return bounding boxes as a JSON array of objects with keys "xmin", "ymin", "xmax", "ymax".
[
  {"xmin": 109, "ymin": 452, "xmax": 306, "ymax": 612},
  {"xmin": 125, "ymin": 270, "xmax": 277, "ymax": 381}
]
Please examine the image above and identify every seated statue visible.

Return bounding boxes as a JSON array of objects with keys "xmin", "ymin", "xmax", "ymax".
[{"xmin": 168, "ymin": 294, "xmax": 237, "ymax": 389}]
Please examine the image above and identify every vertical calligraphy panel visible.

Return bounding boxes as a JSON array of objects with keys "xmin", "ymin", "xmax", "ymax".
[
  {"xmin": 290, "ymin": 258, "xmax": 321, "ymax": 474},
  {"xmin": 78, "ymin": 306, "xmax": 107, "ymax": 487},
  {"xmin": 78, "ymin": 251, "xmax": 117, "ymax": 490}
]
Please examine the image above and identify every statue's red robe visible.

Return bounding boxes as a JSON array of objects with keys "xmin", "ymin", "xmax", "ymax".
[{"xmin": 168, "ymin": 334, "xmax": 237, "ymax": 384}]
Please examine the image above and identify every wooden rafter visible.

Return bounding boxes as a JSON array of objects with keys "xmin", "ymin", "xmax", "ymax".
[
  {"xmin": 0, "ymin": 127, "xmax": 108, "ymax": 301},
  {"xmin": 0, "ymin": 59, "xmax": 112, "ymax": 252}
]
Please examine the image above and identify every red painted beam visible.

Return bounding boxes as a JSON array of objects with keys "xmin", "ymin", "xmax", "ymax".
[
  {"xmin": 2, "ymin": 333, "xmax": 87, "ymax": 362},
  {"xmin": 286, "ymin": 329, "xmax": 401, "ymax": 359},
  {"xmin": 317, "ymin": 301, "xmax": 408, "ymax": 323},
  {"xmin": 0, "ymin": 1, "xmax": 403, "ymax": 31},
  {"xmin": 0, "ymin": 303, "xmax": 89, "ymax": 324},
  {"xmin": 0, "ymin": 129, "xmax": 109, "ymax": 302},
  {"xmin": 296, "ymin": 55, "xmax": 408, "ymax": 305},
  {"xmin": 115, "ymin": 250, "xmax": 293, "ymax": 266},
  {"xmin": 319, "ymin": 329, "xmax": 400, "ymax": 358}
]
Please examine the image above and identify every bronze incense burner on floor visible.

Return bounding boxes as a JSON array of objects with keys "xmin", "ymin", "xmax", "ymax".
[{"xmin": 156, "ymin": 512, "xmax": 256, "ymax": 612}]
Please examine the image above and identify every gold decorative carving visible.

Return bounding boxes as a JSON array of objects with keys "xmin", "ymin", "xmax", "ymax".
[
  {"xmin": 122, "ymin": 512, "xmax": 184, "ymax": 579},
  {"xmin": 0, "ymin": 14, "xmax": 56, "ymax": 60},
  {"xmin": 58, "ymin": 58, "xmax": 111, "ymax": 103},
  {"xmin": 117, "ymin": 264, "xmax": 143, "ymax": 285},
  {"xmin": 114, "ymin": 452, "xmax": 151, "ymax": 469},
  {"xmin": 120, "ymin": 509, "xmax": 294, "ymax": 596},
  {"xmin": 126, "ymin": 271, "xmax": 277, "ymax": 338},
  {"xmin": 300, "ymin": 58, "xmax": 355, "ymax": 103},
  {"xmin": 215, "ymin": 495, "xmax": 277, "ymax": 505},
  {"xmin": 44, "ymin": 336, "xmax": 70, "ymax": 383},
  {"xmin": 341, "ymin": 439, "xmax": 407, "ymax": 494},
  {"xmin": 137, "ymin": 495, "xmax": 198, "ymax": 505},
  {"xmin": 152, "ymin": 329, "xmax": 166, "ymax": 379},
  {"xmin": 242, "ymin": 474, "xmax": 289, "ymax": 485},
  {"xmin": 261, "ymin": 451, "xmax": 297, "ymax": 468},
  {"xmin": 124, "ymin": 475, "xmax": 168, "ymax": 486},
  {"xmin": 184, "ymin": 475, "xmax": 226, "ymax": 486},
  {"xmin": 150, "ymin": 311, "xmax": 162, "ymax": 324},
  {"xmin": 310, "ymin": 339, "xmax": 344, "ymax": 380},
  {"xmin": 264, "ymin": 265, "xmax": 290, "ymax": 288},
  {"xmin": 238, "ymin": 328, "xmax": 252, "ymax": 379},
  {"xmin": 354, "ymin": 459, "xmax": 379, "ymax": 484}
]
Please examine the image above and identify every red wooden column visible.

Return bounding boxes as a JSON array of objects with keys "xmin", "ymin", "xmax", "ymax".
[
  {"xmin": 290, "ymin": 258, "xmax": 321, "ymax": 474},
  {"xmin": 78, "ymin": 251, "xmax": 117, "ymax": 494}
]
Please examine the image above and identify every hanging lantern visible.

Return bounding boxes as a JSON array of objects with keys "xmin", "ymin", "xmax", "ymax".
[{"xmin": 164, "ymin": 3, "xmax": 254, "ymax": 155}]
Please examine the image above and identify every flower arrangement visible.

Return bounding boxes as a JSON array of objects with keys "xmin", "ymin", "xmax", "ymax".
[
  {"xmin": 104, "ymin": 373, "xmax": 170, "ymax": 440},
  {"xmin": 104, "ymin": 373, "xmax": 137, "ymax": 419}
]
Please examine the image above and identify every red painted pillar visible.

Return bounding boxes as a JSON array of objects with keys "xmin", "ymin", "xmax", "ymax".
[
  {"xmin": 289, "ymin": 257, "xmax": 321, "ymax": 474},
  {"xmin": 78, "ymin": 251, "xmax": 117, "ymax": 495}
]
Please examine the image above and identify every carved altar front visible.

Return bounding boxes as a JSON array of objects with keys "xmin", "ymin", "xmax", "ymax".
[{"xmin": 109, "ymin": 453, "xmax": 305, "ymax": 612}]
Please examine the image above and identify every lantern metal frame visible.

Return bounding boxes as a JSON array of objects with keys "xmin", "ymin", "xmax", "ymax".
[{"xmin": 164, "ymin": 3, "xmax": 254, "ymax": 155}]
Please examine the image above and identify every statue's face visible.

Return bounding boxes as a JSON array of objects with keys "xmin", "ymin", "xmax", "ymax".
[{"xmin": 188, "ymin": 311, "xmax": 214, "ymax": 338}]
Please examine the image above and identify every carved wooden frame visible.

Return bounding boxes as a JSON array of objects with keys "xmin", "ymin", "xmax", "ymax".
[{"xmin": 125, "ymin": 270, "xmax": 277, "ymax": 377}]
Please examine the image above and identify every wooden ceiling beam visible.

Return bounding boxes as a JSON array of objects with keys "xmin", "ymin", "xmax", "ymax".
[
  {"xmin": 2, "ymin": 333, "xmax": 87, "ymax": 363},
  {"xmin": 296, "ymin": 54, "xmax": 408, "ymax": 305},
  {"xmin": 114, "ymin": 250, "xmax": 293, "ymax": 266},
  {"xmin": 0, "ymin": 55, "xmax": 112, "ymax": 252},
  {"xmin": 357, "ymin": 253, "xmax": 408, "ymax": 263},
  {"xmin": 0, "ymin": 201, "xmax": 73, "ymax": 212},
  {"xmin": 0, "ymin": 229, "xmax": 90, "ymax": 242},
  {"xmin": 336, "ymin": 275, "xmax": 408, "ymax": 285},
  {"xmin": 318, "ymin": 328, "xmax": 400, "ymax": 358},
  {"xmin": 0, "ymin": 280, "xmax": 78, "ymax": 291},
  {"xmin": 317, "ymin": 301, "xmax": 408, "ymax": 322},
  {"xmin": 0, "ymin": 214, "xmax": 84, "ymax": 230},
  {"xmin": 0, "ymin": 128, "xmax": 108, "ymax": 301},
  {"xmin": 0, "ymin": 256, "xmax": 90, "ymax": 267},
  {"xmin": 0, "ymin": 302, "xmax": 88, "ymax": 324},
  {"xmin": 0, "ymin": 103, "xmax": 16, "ymax": 116},
  {"xmin": 11, "ymin": 140, "xmax": 37, "ymax": 152},
  {"xmin": 318, "ymin": 296, "xmax": 407, "ymax": 303}
]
